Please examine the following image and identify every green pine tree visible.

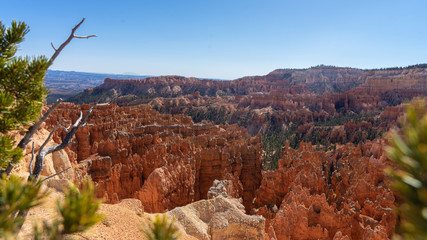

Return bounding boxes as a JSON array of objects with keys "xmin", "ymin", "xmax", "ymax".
[
  {"xmin": 0, "ymin": 19, "xmax": 102, "ymax": 239},
  {"xmin": 0, "ymin": 20, "xmax": 49, "ymax": 170},
  {"xmin": 387, "ymin": 98, "xmax": 427, "ymax": 239}
]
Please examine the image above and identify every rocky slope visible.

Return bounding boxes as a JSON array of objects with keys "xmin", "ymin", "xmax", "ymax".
[{"xmin": 19, "ymin": 188, "xmax": 262, "ymax": 240}]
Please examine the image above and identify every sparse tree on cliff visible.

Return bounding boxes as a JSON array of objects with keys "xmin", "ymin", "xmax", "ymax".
[
  {"xmin": 0, "ymin": 18, "xmax": 103, "ymax": 238},
  {"xmin": 0, "ymin": 18, "xmax": 97, "ymax": 176}
]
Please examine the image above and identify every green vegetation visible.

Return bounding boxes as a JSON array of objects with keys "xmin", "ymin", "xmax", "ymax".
[
  {"xmin": 0, "ymin": 176, "xmax": 103, "ymax": 239},
  {"xmin": 59, "ymin": 179, "xmax": 104, "ymax": 234},
  {"xmin": 0, "ymin": 20, "xmax": 49, "ymax": 170},
  {"xmin": 261, "ymin": 116, "xmax": 297, "ymax": 170},
  {"xmin": 386, "ymin": 99, "xmax": 427, "ymax": 239},
  {"xmin": 185, "ymin": 106, "xmax": 231, "ymax": 125},
  {"xmin": 144, "ymin": 214, "xmax": 179, "ymax": 240},
  {"xmin": 0, "ymin": 175, "xmax": 48, "ymax": 239},
  {"xmin": 261, "ymin": 111, "xmax": 383, "ymax": 170},
  {"xmin": 33, "ymin": 179, "xmax": 103, "ymax": 240},
  {"xmin": 0, "ymin": 20, "xmax": 102, "ymax": 239}
]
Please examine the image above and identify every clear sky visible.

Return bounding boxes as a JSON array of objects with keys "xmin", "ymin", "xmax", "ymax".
[{"xmin": 2, "ymin": 0, "xmax": 427, "ymax": 79}]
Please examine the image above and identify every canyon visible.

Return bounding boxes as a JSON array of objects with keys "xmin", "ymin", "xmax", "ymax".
[
  {"xmin": 19, "ymin": 65, "xmax": 427, "ymax": 239},
  {"xmin": 44, "ymin": 103, "xmax": 263, "ymax": 212}
]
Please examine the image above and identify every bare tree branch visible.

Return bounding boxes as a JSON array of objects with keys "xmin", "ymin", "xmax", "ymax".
[
  {"xmin": 18, "ymin": 98, "xmax": 63, "ymax": 150},
  {"xmin": 61, "ymin": 120, "xmax": 71, "ymax": 134},
  {"xmin": 29, "ymin": 142, "xmax": 35, "ymax": 175},
  {"xmin": 15, "ymin": 17, "xmax": 97, "ymax": 229},
  {"xmin": 38, "ymin": 120, "xmax": 65, "ymax": 153},
  {"xmin": 73, "ymin": 34, "xmax": 97, "ymax": 39},
  {"xmin": 1, "ymin": 99, "xmax": 63, "ymax": 176},
  {"xmin": 41, "ymin": 167, "xmax": 72, "ymax": 182},
  {"xmin": 48, "ymin": 18, "xmax": 97, "ymax": 65},
  {"xmin": 74, "ymin": 112, "xmax": 83, "ymax": 128},
  {"xmin": 29, "ymin": 102, "xmax": 107, "ymax": 182},
  {"xmin": 50, "ymin": 42, "xmax": 57, "ymax": 51}
]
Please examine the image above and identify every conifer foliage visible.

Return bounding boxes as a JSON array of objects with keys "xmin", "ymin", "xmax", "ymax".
[
  {"xmin": 144, "ymin": 215, "xmax": 180, "ymax": 240},
  {"xmin": 387, "ymin": 98, "xmax": 427, "ymax": 239},
  {"xmin": 0, "ymin": 20, "xmax": 49, "ymax": 170},
  {"xmin": 0, "ymin": 19, "xmax": 103, "ymax": 239}
]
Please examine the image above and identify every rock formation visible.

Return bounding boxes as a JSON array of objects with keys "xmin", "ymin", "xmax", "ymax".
[
  {"xmin": 167, "ymin": 196, "xmax": 265, "ymax": 240},
  {"xmin": 44, "ymin": 103, "xmax": 263, "ymax": 212},
  {"xmin": 253, "ymin": 141, "xmax": 396, "ymax": 239},
  {"xmin": 70, "ymin": 66, "xmax": 427, "ymax": 107}
]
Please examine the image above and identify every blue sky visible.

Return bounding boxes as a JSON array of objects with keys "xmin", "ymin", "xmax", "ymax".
[{"xmin": 2, "ymin": 0, "xmax": 427, "ymax": 79}]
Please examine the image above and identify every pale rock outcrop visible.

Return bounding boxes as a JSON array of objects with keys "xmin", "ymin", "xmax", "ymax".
[
  {"xmin": 167, "ymin": 196, "xmax": 265, "ymax": 240},
  {"xmin": 207, "ymin": 179, "xmax": 237, "ymax": 199}
]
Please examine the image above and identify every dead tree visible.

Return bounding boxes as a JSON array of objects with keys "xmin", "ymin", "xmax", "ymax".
[
  {"xmin": 1, "ymin": 18, "xmax": 97, "ymax": 176},
  {"xmin": 29, "ymin": 102, "xmax": 108, "ymax": 182},
  {"xmin": 13, "ymin": 18, "xmax": 99, "ymax": 226},
  {"xmin": 48, "ymin": 18, "xmax": 97, "ymax": 65}
]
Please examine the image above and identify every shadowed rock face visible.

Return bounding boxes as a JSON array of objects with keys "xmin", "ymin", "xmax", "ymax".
[
  {"xmin": 45, "ymin": 103, "xmax": 263, "ymax": 212},
  {"xmin": 254, "ymin": 141, "xmax": 396, "ymax": 240}
]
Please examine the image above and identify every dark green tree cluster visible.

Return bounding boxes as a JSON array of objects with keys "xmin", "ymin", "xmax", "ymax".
[{"xmin": 185, "ymin": 105, "xmax": 230, "ymax": 125}]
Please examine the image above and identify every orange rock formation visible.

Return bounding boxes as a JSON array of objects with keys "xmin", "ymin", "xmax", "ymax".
[
  {"xmin": 254, "ymin": 141, "xmax": 396, "ymax": 239},
  {"xmin": 45, "ymin": 103, "xmax": 263, "ymax": 212}
]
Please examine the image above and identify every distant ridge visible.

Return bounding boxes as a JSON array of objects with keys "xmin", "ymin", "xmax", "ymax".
[
  {"xmin": 67, "ymin": 65, "xmax": 427, "ymax": 105},
  {"xmin": 45, "ymin": 70, "xmax": 151, "ymax": 103}
]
